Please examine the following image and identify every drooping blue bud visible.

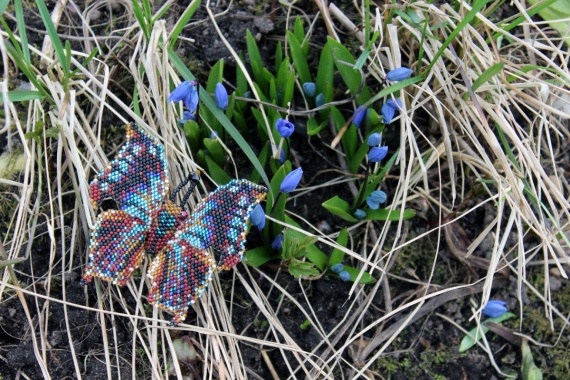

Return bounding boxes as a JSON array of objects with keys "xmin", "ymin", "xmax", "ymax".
[
  {"xmin": 353, "ymin": 105, "xmax": 368, "ymax": 128},
  {"xmin": 302, "ymin": 82, "xmax": 316, "ymax": 97},
  {"xmin": 315, "ymin": 93, "xmax": 325, "ymax": 107},
  {"xmin": 168, "ymin": 80, "xmax": 199, "ymax": 113},
  {"xmin": 482, "ymin": 300, "xmax": 508, "ymax": 318},
  {"xmin": 275, "ymin": 118, "xmax": 295, "ymax": 138},
  {"xmin": 280, "ymin": 167, "xmax": 303, "ymax": 193},
  {"xmin": 331, "ymin": 263, "xmax": 344, "ymax": 274},
  {"xmin": 385, "ymin": 67, "xmax": 413, "ymax": 82},
  {"xmin": 249, "ymin": 204, "xmax": 265, "ymax": 230},
  {"xmin": 353, "ymin": 209, "xmax": 366, "ymax": 219},
  {"xmin": 368, "ymin": 146, "xmax": 388, "ymax": 163},
  {"xmin": 367, "ymin": 133, "xmax": 382, "ymax": 147},
  {"xmin": 271, "ymin": 234, "xmax": 284, "ymax": 250},
  {"xmin": 214, "ymin": 82, "xmax": 228, "ymax": 110},
  {"xmin": 339, "ymin": 271, "xmax": 351, "ymax": 282}
]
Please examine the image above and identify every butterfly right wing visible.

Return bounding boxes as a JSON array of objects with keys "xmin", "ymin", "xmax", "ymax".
[
  {"xmin": 147, "ymin": 233, "xmax": 215, "ymax": 324},
  {"xmin": 146, "ymin": 179, "xmax": 267, "ymax": 324},
  {"xmin": 83, "ymin": 210, "xmax": 147, "ymax": 286}
]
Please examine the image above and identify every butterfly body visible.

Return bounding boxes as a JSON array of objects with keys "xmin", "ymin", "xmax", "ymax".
[{"xmin": 83, "ymin": 124, "xmax": 267, "ymax": 323}]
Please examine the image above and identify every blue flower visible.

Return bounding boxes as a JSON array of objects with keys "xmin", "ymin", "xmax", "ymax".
[
  {"xmin": 366, "ymin": 196, "xmax": 379, "ymax": 210},
  {"xmin": 250, "ymin": 204, "xmax": 265, "ymax": 230},
  {"xmin": 331, "ymin": 263, "xmax": 344, "ymax": 273},
  {"xmin": 214, "ymin": 82, "xmax": 228, "ymax": 110},
  {"xmin": 210, "ymin": 130, "xmax": 218, "ymax": 139},
  {"xmin": 276, "ymin": 118, "xmax": 295, "ymax": 138},
  {"xmin": 482, "ymin": 300, "xmax": 508, "ymax": 318},
  {"xmin": 280, "ymin": 167, "xmax": 303, "ymax": 193},
  {"xmin": 370, "ymin": 190, "xmax": 387, "ymax": 204},
  {"xmin": 339, "ymin": 271, "xmax": 351, "ymax": 282},
  {"xmin": 178, "ymin": 111, "xmax": 195, "ymax": 124},
  {"xmin": 168, "ymin": 80, "xmax": 199, "ymax": 113},
  {"xmin": 366, "ymin": 190, "xmax": 387, "ymax": 209},
  {"xmin": 368, "ymin": 146, "xmax": 388, "ymax": 163},
  {"xmin": 303, "ymin": 82, "xmax": 316, "ymax": 97},
  {"xmin": 385, "ymin": 67, "xmax": 413, "ymax": 82},
  {"xmin": 353, "ymin": 105, "xmax": 368, "ymax": 128},
  {"xmin": 315, "ymin": 93, "xmax": 325, "ymax": 107},
  {"xmin": 271, "ymin": 234, "xmax": 284, "ymax": 250},
  {"xmin": 353, "ymin": 209, "xmax": 366, "ymax": 219},
  {"xmin": 279, "ymin": 149, "xmax": 286, "ymax": 164},
  {"xmin": 381, "ymin": 98, "xmax": 402, "ymax": 124},
  {"xmin": 367, "ymin": 133, "xmax": 382, "ymax": 147}
]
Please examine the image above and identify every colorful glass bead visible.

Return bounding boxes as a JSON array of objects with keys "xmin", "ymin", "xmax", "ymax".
[{"xmin": 83, "ymin": 124, "xmax": 267, "ymax": 324}]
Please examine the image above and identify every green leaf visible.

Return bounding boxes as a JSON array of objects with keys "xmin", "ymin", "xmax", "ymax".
[
  {"xmin": 306, "ymin": 118, "xmax": 328, "ymax": 136},
  {"xmin": 338, "ymin": 265, "xmax": 376, "ymax": 284},
  {"xmin": 288, "ymin": 259, "xmax": 319, "ymax": 278},
  {"xmin": 206, "ymin": 59, "xmax": 225, "ymax": 93},
  {"xmin": 458, "ymin": 312, "xmax": 516, "ymax": 352},
  {"xmin": 275, "ymin": 41, "xmax": 283, "ymax": 70},
  {"xmin": 522, "ymin": 340, "xmax": 543, "ymax": 380},
  {"xmin": 322, "ymin": 196, "xmax": 357, "ymax": 222},
  {"xmin": 472, "ymin": 62, "xmax": 504, "ymax": 92},
  {"xmin": 282, "ymin": 228, "xmax": 318, "ymax": 260},
  {"xmin": 203, "ymin": 154, "xmax": 231, "ymax": 185},
  {"xmin": 5, "ymin": 90, "xmax": 44, "ymax": 103},
  {"xmin": 299, "ymin": 319, "xmax": 311, "ymax": 330},
  {"xmin": 250, "ymin": 141, "xmax": 270, "ymax": 183},
  {"xmin": 14, "ymin": 0, "xmax": 30, "ymax": 62},
  {"xmin": 169, "ymin": 0, "xmax": 201, "ymax": 48},
  {"xmin": 325, "ymin": 38, "xmax": 371, "ymax": 104},
  {"xmin": 246, "ymin": 30, "xmax": 268, "ymax": 91},
  {"xmin": 284, "ymin": 215, "xmax": 328, "ymax": 271},
  {"xmin": 244, "ymin": 246, "xmax": 279, "ymax": 268},
  {"xmin": 36, "ymin": 0, "xmax": 68, "ymax": 73},
  {"xmin": 287, "ymin": 31, "xmax": 312, "ymax": 85},
  {"xmin": 330, "ymin": 106, "xmax": 356, "ymax": 159},
  {"xmin": 329, "ymin": 228, "xmax": 348, "ymax": 265},
  {"xmin": 203, "ymin": 137, "xmax": 227, "ymax": 167},
  {"xmin": 0, "ymin": 257, "xmax": 26, "ymax": 269},
  {"xmin": 426, "ymin": 0, "xmax": 490, "ymax": 73},
  {"xmin": 183, "ymin": 120, "xmax": 201, "ymax": 154},
  {"xmin": 366, "ymin": 208, "xmax": 416, "ymax": 222},
  {"xmin": 348, "ymin": 138, "xmax": 370, "ymax": 174},
  {"xmin": 293, "ymin": 16, "xmax": 307, "ymax": 54},
  {"xmin": 276, "ymin": 59, "xmax": 295, "ymax": 107},
  {"xmin": 315, "ymin": 43, "xmax": 334, "ymax": 118}
]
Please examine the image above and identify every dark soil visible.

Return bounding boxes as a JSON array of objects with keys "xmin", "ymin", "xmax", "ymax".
[{"xmin": 1, "ymin": 1, "xmax": 568, "ymax": 380}]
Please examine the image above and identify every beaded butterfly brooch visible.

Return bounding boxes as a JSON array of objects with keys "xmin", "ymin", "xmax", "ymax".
[{"xmin": 83, "ymin": 124, "xmax": 267, "ymax": 324}]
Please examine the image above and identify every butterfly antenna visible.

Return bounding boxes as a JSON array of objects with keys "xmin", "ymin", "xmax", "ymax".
[
  {"xmin": 179, "ymin": 172, "xmax": 201, "ymax": 209},
  {"xmin": 170, "ymin": 171, "xmax": 201, "ymax": 203}
]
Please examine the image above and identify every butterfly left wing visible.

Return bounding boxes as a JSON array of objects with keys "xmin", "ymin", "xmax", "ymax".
[
  {"xmin": 83, "ymin": 210, "xmax": 147, "ymax": 286},
  {"xmin": 89, "ymin": 124, "xmax": 168, "ymax": 224},
  {"xmin": 84, "ymin": 124, "xmax": 170, "ymax": 285},
  {"xmin": 147, "ymin": 179, "xmax": 267, "ymax": 323}
]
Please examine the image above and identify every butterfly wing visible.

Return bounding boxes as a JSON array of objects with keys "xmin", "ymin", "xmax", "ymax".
[
  {"xmin": 88, "ymin": 124, "xmax": 168, "ymax": 225},
  {"xmin": 83, "ymin": 210, "xmax": 147, "ymax": 286},
  {"xmin": 189, "ymin": 179, "xmax": 268, "ymax": 270},
  {"xmin": 84, "ymin": 124, "xmax": 169, "ymax": 285},
  {"xmin": 146, "ymin": 179, "xmax": 267, "ymax": 323},
  {"xmin": 147, "ymin": 238, "xmax": 215, "ymax": 324}
]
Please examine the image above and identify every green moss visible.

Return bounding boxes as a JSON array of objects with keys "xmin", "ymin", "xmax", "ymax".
[{"xmin": 519, "ymin": 269, "xmax": 570, "ymax": 378}]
